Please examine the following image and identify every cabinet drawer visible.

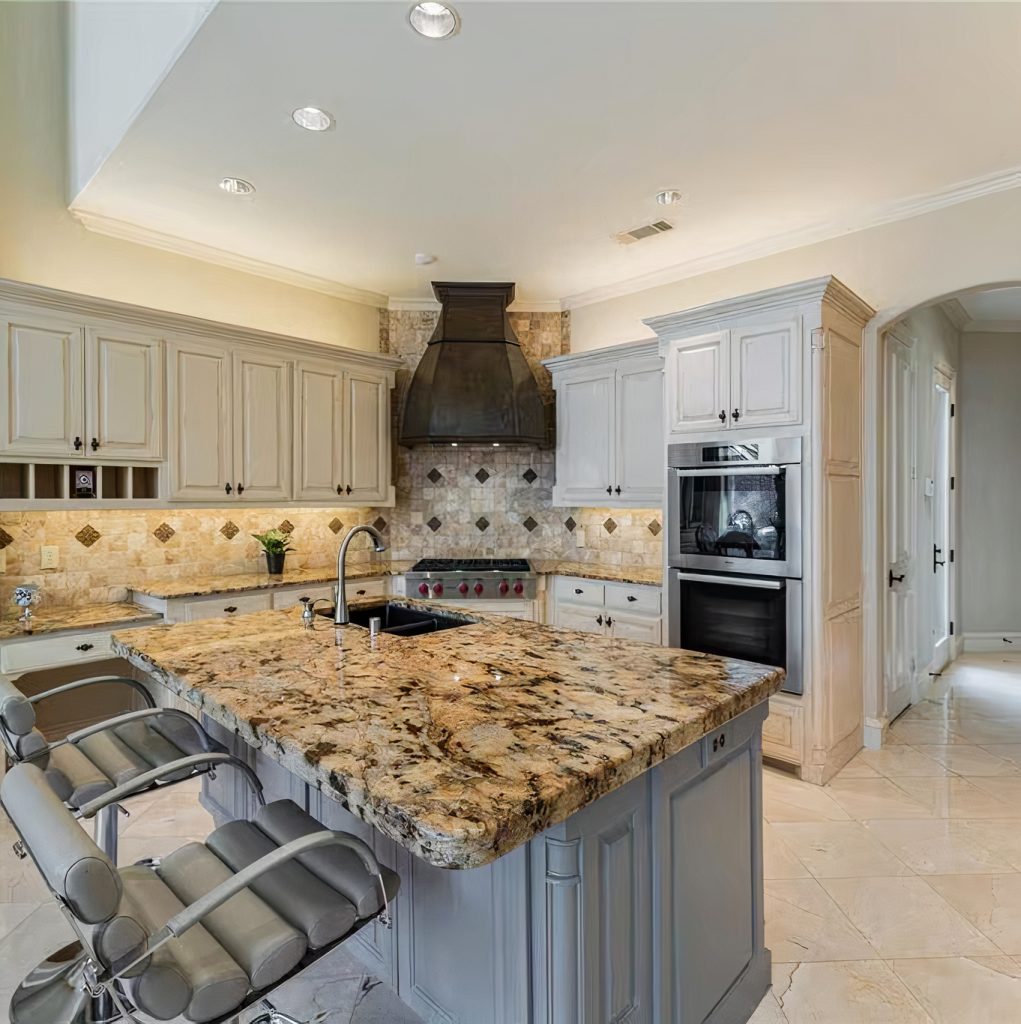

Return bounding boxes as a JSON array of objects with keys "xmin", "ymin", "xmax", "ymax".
[
  {"xmin": 346, "ymin": 577, "xmax": 386, "ymax": 600},
  {"xmin": 605, "ymin": 584, "xmax": 661, "ymax": 616},
  {"xmin": 272, "ymin": 585, "xmax": 335, "ymax": 611},
  {"xmin": 183, "ymin": 593, "xmax": 273, "ymax": 622},
  {"xmin": 552, "ymin": 576, "xmax": 605, "ymax": 607},
  {"xmin": 1, "ymin": 631, "xmax": 115, "ymax": 675},
  {"xmin": 762, "ymin": 700, "xmax": 803, "ymax": 764}
]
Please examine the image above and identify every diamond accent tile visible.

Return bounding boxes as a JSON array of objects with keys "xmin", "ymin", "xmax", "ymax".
[
  {"xmin": 564, "ymin": 516, "xmax": 577, "ymax": 533},
  {"xmin": 152, "ymin": 523, "xmax": 175, "ymax": 544},
  {"xmin": 475, "ymin": 516, "xmax": 490, "ymax": 532},
  {"xmin": 427, "ymin": 516, "xmax": 442, "ymax": 532},
  {"xmin": 475, "ymin": 468, "xmax": 490, "ymax": 484},
  {"xmin": 0, "ymin": 526, "xmax": 13, "ymax": 550},
  {"xmin": 603, "ymin": 517, "xmax": 618, "ymax": 535},
  {"xmin": 220, "ymin": 521, "xmax": 240, "ymax": 540},
  {"xmin": 647, "ymin": 519, "xmax": 662, "ymax": 537},
  {"xmin": 328, "ymin": 518, "xmax": 344, "ymax": 535},
  {"xmin": 75, "ymin": 524, "xmax": 101, "ymax": 548},
  {"xmin": 521, "ymin": 468, "xmax": 538, "ymax": 484},
  {"xmin": 523, "ymin": 516, "xmax": 538, "ymax": 532},
  {"xmin": 427, "ymin": 468, "xmax": 443, "ymax": 484},
  {"xmin": 373, "ymin": 516, "xmax": 388, "ymax": 532},
  {"xmin": 278, "ymin": 519, "xmax": 295, "ymax": 535}
]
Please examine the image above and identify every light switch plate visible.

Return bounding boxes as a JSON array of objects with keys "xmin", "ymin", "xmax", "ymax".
[{"xmin": 40, "ymin": 545, "xmax": 59, "ymax": 570}]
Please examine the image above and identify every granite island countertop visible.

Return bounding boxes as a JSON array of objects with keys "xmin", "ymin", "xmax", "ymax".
[
  {"xmin": 0, "ymin": 602, "xmax": 163, "ymax": 641},
  {"xmin": 113, "ymin": 600, "xmax": 781, "ymax": 868}
]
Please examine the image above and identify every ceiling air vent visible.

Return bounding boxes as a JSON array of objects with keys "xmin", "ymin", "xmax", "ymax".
[{"xmin": 614, "ymin": 219, "xmax": 674, "ymax": 245}]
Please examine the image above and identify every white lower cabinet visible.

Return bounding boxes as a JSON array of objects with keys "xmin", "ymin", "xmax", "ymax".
[{"xmin": 551, "ymin": 576, "xmax": 662, "ymax": 644}]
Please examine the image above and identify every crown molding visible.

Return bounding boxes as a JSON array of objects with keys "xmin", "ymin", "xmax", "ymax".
[
  {"xmin": 938, "ymin": 298, "xmax": 970, "ymax": 331},
  {"xmin": 71, "ymin": 208, "xmax": 388, "ymax": 308},
  {"xmin": 960, "ymin": 319, "xmax": 1021, "ymax": 334},
  {"xmin": 562, "ymin": 165, "xmax": 1021, "ymax": 311},
  {"xmin": 387, "ymin": 296, "xmax": 564, "ymax": 313},
  {"xmin": 644, "ymin": 275, "xmax": 875, "ymax": 340},
  {"xmin": 0, "ymin": 276, "xmax": 403, "ymax": 371},
  {"xmin": 543, "ymin": 337, "xmax": 660, "ymax": 371}
]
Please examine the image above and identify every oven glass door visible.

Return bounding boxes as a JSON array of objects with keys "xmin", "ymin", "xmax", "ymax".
[
  {"xmin": 670, "ymin": 464, "xmax": 800, "ymax": 577},
  {"xmin": 674, "ymin": 572, "xmax": 801, "ymax": 694}
]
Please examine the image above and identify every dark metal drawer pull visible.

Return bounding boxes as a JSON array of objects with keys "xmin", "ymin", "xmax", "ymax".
[
  {"xmin": 224, "ymin": 606, "xmax": 238, "ymax": 613},
  {"xmin": 596, "ymin": 614, "xmax": 603, "ymax": 626},
  {"xmin": 606, "ymin": 616, "xmax": 613, "ymax": 627},
  {"xmin": 574, "ymin": 588, "xmax": 583, "ymax": 595},
  {"xmin": 75, "ymin": 642, "xmax": 94, "ymax": 652},
  {"xmin": 712, "ymin": 733, "xmax": 727, "ymax": 753},
  {"xmin": 626, "ymin": 595, "xmax": 637, "ymax": 602}
]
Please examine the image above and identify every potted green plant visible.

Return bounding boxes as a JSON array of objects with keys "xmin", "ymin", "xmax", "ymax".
[{"xmin": 252, "ymin": 529, "xmax": 293, "ymax": 575}]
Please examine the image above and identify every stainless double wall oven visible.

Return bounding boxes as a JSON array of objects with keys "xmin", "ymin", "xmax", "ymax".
[{"xmin": 667, "ymin": 437, "xmax": 803, "ymax": 695}]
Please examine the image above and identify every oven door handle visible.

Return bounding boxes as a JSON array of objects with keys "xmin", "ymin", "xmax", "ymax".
[
  {"xmin": 674, "ymin": 465, "xmax": 783, "ymax": 478},
  {"xmin": 675, "ymin": 571, "xmax": 784, "ymax": 590}
]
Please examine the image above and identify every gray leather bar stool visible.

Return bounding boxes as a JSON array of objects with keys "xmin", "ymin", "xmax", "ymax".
[
  {"xmin": 2, "ymin": 756, "xmax": 399, "ymax": 1024},
  {"xmin": 0, "ymin": 675, "xmax": 223, "ymax": 861}
]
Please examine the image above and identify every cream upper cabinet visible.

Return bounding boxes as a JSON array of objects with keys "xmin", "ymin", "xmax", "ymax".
[
  {"xmin": 664, "ymin": 321, "xmax": 801, "ymax": 434},
  {"xmin": 233, "ymin": 350, "xmax": 292, "ymax": 503},
  {"xmin": 664, "ymin": 331, "xmax": 728, "ymax": 433},
  {"xmin": 729, "ymin": 320, "xmax": 801, "ymax": 428},
  {"xmin": 294, "ymin": 361, "xmax": 344, "ymax": 501},
  {"xmin": 85, "ymin": 327, "xmax": 163, "ymax": 460},
  {"xmin": 168, "ymin": 340, "xmax": 233, "ymax": 501},
  {"xmin": 343, "ymin": 368, "xmax": 392, "ymax": 504},
  {"xmin": 548, "ymin": 342, "xmax": 663, "ymax": 508},
  {"xmin": 0, "ymin": 313, "xmax": 85, "ymax": 456}
]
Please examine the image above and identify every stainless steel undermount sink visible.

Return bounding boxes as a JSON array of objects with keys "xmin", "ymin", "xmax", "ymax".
[{"xmin": 315, "ymin": 601, "xmax": 468, "ymax": 637}]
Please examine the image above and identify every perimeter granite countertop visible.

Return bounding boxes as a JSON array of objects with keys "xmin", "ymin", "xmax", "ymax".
[
  {"xmin": 128, "ymin": 562, "xmax": 413, "ymax": 600},
  {"xmin": 531, "ymin": 560, "xmax": 664, "ymax": 586},
  {"xmin": 113, "ymin": 599, "xmax": 782, "ymax": 869},
  {"xmin": 0, "ymin": 602, "xmax": 163, "ymax": 641}
]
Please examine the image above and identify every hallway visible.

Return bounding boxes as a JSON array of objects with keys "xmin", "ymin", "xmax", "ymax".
[{"xmin": 754, "ymin": 654, "xmax": 1021, "ymax": 1022}]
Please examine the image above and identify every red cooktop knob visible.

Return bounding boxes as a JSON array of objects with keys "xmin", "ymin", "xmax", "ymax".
[
  {"xmin": 474, "ymin": 581, "xmax": 485, "ymax": 595},
  {"xmin": 432, "ymin": 583, "xmax": 444, "ymax": 597},
  {"xmin": 513, "ymin": 579, "xmax": 524, "ymax": 595},
  {"xmin": 458, "ymin": 581, "xmax": 469, "ymax": 595},
  {"xmin": 498, "ymin": 579, "xmax": 510, "ymax": 595},
  {"xmin": 418, "ymin": 582, "xmax": 430, "ymax": 596}
]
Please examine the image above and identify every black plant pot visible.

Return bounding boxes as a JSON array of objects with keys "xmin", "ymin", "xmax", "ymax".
[{"xmin": 265, "ymin": 551, "xmax": 286, "ymax": 575}]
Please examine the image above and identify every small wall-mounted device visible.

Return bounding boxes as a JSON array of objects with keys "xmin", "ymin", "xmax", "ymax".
[{"xmin": 73, "ymin": 467, "xmax": 96, "ymax": 498}]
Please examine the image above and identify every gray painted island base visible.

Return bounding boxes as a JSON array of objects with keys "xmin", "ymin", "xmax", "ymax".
[{"xmin": 183, "ymin": 699, "xmax": 771, "ymax": 1024}]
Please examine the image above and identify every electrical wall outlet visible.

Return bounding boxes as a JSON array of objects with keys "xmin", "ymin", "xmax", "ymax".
[{"xmin": 40, "ymin": 545, "xmax": 59, "ymax": 570}]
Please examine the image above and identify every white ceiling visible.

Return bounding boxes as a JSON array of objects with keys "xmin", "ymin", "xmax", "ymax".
[
  {"xmin": 959, "ymin": 288, "xmax": 1021, "ymax": 327},
  {"xmin": 70, "ymin": 1, "xmax": 1021, "ymax": 307}
]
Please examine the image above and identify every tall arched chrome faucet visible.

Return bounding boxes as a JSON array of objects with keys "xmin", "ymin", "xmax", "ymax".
[{"xmin": 335, "ymin": 525, "xmax": 387, "ymax": 625}]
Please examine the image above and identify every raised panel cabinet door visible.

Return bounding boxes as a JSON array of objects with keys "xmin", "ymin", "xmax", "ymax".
[
  {"xmin": 554, "ymin": 603, "xmax": 608, "ymax": 635},
  {"xmin": 553, "ymin": 368, "xmax": 615, "ymax": 505},
  {"xmin": 664, "ymin": 331, "xmax": 729, "ymax": 433},
  {"xmin": 233, "ymin": 350, "xmax": 292, "ymax": 502},
  {"xmin": 615, "ymin": 355, "xmax": 664, "ymax": 504},
  {"xmin": 0, "ymin": 315, "xmax": 84, "ymax": 455},
  {"xmin": 608, "ymin": 612, "xmax": 662, "ymax": 645},
  {"xmin": 294, "ymin": 361, "xmax": 343, "ymax": 501},
  {"xmin": 85, "ymin": 328, "xmax": 164, "ymax": 460},
  {"xmin": 730, "ymin": 319, "xmax": 801, "ymax": 428},
  {"xmin": 343, "ymin": 369, "xmax": 391, "ymax": 504},
  {"xmin": 168, "ymin": 341, "xmax": 233, "ymax": 500}
]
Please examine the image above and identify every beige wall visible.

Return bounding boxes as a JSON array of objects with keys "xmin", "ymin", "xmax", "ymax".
[
  {"xmin": 0, "ymin": 2, "xmax": 379, "ymax": 350},
  {"xmin": 571, "ymin": 188, "xmax": 1021, "ymax": 351}
]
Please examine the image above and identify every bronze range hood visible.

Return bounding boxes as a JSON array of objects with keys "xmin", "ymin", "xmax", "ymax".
[{"xmin": 398, "ymin": 281, "xmax": 547, "ymax": 447}]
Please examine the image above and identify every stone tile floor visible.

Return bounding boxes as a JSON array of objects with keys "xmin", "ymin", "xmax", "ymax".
[{"xmin": 2, "ymin": 653, "xmax": 1019, "ymax": 1022}]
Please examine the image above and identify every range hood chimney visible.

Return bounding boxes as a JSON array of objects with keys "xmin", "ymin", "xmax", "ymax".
[{"xmin": 398, "ymin": 282, "xmax": 547, "ymax": 447}]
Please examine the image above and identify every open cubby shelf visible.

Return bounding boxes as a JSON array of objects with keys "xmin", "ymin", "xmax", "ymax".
[{"xmin": 0, "ymin": 461, "xmax": 161, "ymax": 503}]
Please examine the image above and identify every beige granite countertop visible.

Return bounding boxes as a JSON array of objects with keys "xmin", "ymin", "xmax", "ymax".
[
  {"xmin": 532, "ymin": 560, "xmax": 663, "ymax": 586},
  {"xmin": 0, "ymin": 602, "xmax": 163, "ymax": 641},
  {"xmin": 128, "ymin": 562, "xmax": 412, "ymax": 600},
  {"xmin": 112, "ymin": 599, "xmax": 782, "ymax": 869}
]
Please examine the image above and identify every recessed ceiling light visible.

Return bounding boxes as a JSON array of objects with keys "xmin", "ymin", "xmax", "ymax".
[
  {"xmin": 414, "ymin": 252, "xmax": 437, "ymax": 265},
  {"xmin": 408, "ymin": 2, "xmax": 459, "ymax": 39},
  {"xmin": 219, "ymin": 176, "xmax": 255, "ymax": 195},
  {"xmin": 292, "ymin": 106, "xmax": 334, "ymax": 132},
  {"xmin": 656, "ymin": 189, "xmax": 683, "ymax": 206}
]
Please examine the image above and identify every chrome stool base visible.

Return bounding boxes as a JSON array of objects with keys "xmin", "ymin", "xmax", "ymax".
[
  {"xmin": 248, "ymin": 999, "xmax": 309, "ymax": 1024},
  {"xmin": 9, "ymin": 942, "xmax": 123, "ymax": 1024}
]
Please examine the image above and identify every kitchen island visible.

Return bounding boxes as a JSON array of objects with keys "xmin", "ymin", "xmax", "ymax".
[{"xmin": 113, "ymin": 600, "xmax": 783, "ymax": 1024}]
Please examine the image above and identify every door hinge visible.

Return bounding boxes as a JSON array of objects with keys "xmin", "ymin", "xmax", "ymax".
[
  {"xmin": 950, "ymin": 621, "xmax": 955, "ymax": 636},
  {"xmin": 950, "ymin": 475, "xmax": 955, "ymax": 490}
]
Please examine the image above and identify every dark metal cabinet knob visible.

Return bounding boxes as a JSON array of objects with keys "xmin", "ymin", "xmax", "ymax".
[
  {"xmin": 627, "ymin": 595, "xmax": 637, "ymax": 602},
  {"xmin": 596, "ymin": 614, "xmax": 604, "ymax": 626},
  {"xmin": 337, "ymin": 485, "xmax": 343, "ymax": 496},
  {"xmin": 224, "ymin": 606, "xmax": 238, "ymax": 614},
  {"xmin": 225, "ymin": 482, "xmax": 233, "ymax": 495},
  {"xmin": 75, "ymin": 642, "xmax": 94, "ymax": 652},
  {"xmin": 606, "ymin": 486, "xmax": 612, "ymax": 495},
  {"xmin": 614, "ymin": 486, "xmax": 621, "ymax": 495},
  {"xmin": 606, "ymin": 616, "xmax": 613, "ymax": 628},
  {"xmin": 346, "ymin": 484, "xmax": 352, "ymax": 495},
  {"xmin": 73, "ymin": 436, "xmax": 83, "ymax": 450},
  {"xmin": 574, "ymin": 588, "xmax": 583, "ymax": 595},
  {"xmin": 237, "ymin": 482, "xmax": 245, "ymax": 495},
  {"xmin": 90, "ymin": 437, "xmax": 99, "ymax": 451},
  {"xmin": 718, "ymin": 410, "xmax": 727, "ymax": 423},
  {"xmin": 732, "ymin": 409, "xmax": 741, "ymax": 422},
  {"xmin": 712, "ymin": 732, "xmax": 727, "ymax": 752}
]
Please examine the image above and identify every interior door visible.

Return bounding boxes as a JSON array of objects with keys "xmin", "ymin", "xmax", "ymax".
[
  {"xmin": 168, "ymin": 340, "xmax": 233, "ymax": 501},
  {"xmin": 729, "ymin": 319, "xmax": 801, "ymax": 428},
  {"xmin": 233, "ymin": 350, "xmax": 292, "ymax": 502},
  {"xmin": 553, "ymin": 367, "xmax": 615, "ymax": 505},
  {"xmin": 85, "ymin": 328, "xmax": 163, "ymax": 460},
  {"xmin": 344, "ymin": 369, "xmax": 391, "ymax": 503},
  {"xmin": 664, "ymin": 331, "xmax": 728, "ymax": 433},
  {"xmin": 930, "ymin": 369, "xmax": 954, "ymax": 673},
  {"xmin": 614, "ymin": 355, "xmax": 664, "ymax": 504},
  {"xmin": 0, "ymin": 314, "xmax": 84, "ymax": 456},
  {"xmin": 884, "ymin": 332, "xmax": 917, "ymax": 719},
  {"xmin": 294, "ymin": 360, "xmax": 343, "ymax": 501}
]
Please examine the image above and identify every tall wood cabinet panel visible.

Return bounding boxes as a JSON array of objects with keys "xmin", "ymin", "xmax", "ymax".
[
  {"xmin": 0, "ymin": 314, "xmax": 84, "ymax": 456},
  {"xmin": 294, "ymin": 361, "xmax": 343, "ymax": 501},
  {"xmin": 85, "ymin": 327, "xmax": 163, "ymax": 460},
  {"xmin": 232, "ymin": 350, "xmax": 292, "ymax": 503},
  {"xmin": 344, "ymin": 369, "xmax": 391, "ymax": 503},
  {"xmin": 615, "ymin": 355, "xmax": 664, "ymax": 505}
]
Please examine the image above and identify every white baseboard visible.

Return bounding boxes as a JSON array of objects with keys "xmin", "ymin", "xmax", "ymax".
[
  {"xmin": 962, "ymin": 632, "xmax": 1021, "ymax": 653},
  {"xmin": 863, "ymin": 717, "xmax": 887, "ymax": 750}
]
